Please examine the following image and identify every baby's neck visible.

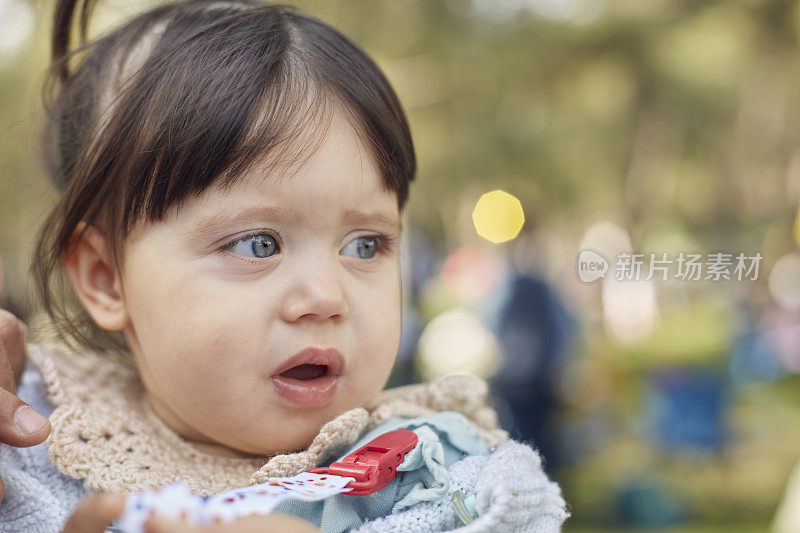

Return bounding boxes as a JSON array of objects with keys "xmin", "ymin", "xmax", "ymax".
[
  {"xmin": 188, "ymin": 439, "xmax": 263, "ymax": 459},
  {"xmin": 144, "ymin": 392, "xmax": 266, "ymax": 459}
]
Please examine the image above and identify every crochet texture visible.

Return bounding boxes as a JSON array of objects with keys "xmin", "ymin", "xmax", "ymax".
[{"xmin": 27, "ymin": 343, "xmax": 509, "ymax": 497}]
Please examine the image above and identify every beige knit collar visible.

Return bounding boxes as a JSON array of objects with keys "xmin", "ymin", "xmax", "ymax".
[{"xmin": 28, "ymin": 343, "xmax": 507, "ymax": 497}]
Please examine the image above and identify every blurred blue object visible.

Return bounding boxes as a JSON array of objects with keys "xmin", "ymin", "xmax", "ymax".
[
  {"xmin": 645, "ymin": 367, "xmax": 729, "ymax": 453},
  {"xmin": 729, "ymin": 322, "xmax": 784, "ymax": 386},
  {"xmin": 728, "ymin": 307, "xmax": 784, "ymax": 386},
  {"xmin": 614, "ymin": 477, "xmax": 686, "ymax": 528},
  {"xmin": 487, "ymin": 272, "xmax": 576, "ymax": 473},
  {"xmin": 557, "ymin": 413, "xmax": 614, "ymax": 464}
]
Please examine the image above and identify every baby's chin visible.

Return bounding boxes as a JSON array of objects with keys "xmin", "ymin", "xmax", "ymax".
[
  {"xmin": 191, "ymin": 425, "xmax": 322, "ymax": 458},
  {"xmin": 217, "ymin": 401, "xmax": 381, "ymax": 457}
]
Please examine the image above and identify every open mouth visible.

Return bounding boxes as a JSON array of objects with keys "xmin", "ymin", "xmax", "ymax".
[
  {"xmin": 270, "ymin": 347, "xmax": 344, "ymax": 407},
  {"xmin": 279, "ymin": 364, "xmax": 329, "ymax": 381}
]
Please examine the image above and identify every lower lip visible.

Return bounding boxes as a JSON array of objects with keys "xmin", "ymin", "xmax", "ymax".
[{"xmin": 270, "ymin": 374, "xmax": 339, "ymax": 407}]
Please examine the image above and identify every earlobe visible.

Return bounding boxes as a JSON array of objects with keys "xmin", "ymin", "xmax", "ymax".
[{"xmin": 62, "ymin": 222, "xmax": 129, "ymax": 331}]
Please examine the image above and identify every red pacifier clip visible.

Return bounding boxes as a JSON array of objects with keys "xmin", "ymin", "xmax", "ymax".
[
  {"xmin": 305, "ymin": 429, "xmax": 419, "ymax": 496},
  {"xmin": 115, "ymin": 429, "xmax": 421, "ymax": 531}
]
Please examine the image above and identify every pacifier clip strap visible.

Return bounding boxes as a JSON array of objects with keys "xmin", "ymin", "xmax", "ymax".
[{"xmin": 113, "ymin": 430, "xmax": 418, "ymax": 533}]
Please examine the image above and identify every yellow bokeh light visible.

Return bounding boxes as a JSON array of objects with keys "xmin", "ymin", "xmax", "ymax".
[{"xmin": 471, "ymin": 190, "xmax": 525, "ymax": 243}]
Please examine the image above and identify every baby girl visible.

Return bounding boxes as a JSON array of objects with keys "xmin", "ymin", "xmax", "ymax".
[{"xmin": 0, "ymin": 0, "xmax": 569, "ymax": 531}]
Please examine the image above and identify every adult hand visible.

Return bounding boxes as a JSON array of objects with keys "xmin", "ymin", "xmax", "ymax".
[
  {"xmin": 65, "ymin": 491, "xmax": 322, "ymax": 533},
  {"xmin": 0, "ymin": 258, "xmax": 51, "ymax": 502},
  {"xmin": 62, "ymin": 493, "xmax": 126, "ymax": 533},
  {"xmin": 143, "ymin": 512, "xmax": 322, "ymax": 533}
]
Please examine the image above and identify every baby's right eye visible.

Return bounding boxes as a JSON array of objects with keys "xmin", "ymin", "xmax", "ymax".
[{"xmin": 222, "ymin": 232, "xmax": 279, "ymax": 259}]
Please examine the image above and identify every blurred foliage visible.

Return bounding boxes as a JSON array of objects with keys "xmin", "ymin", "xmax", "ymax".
[
  {"xmin": 560, "ymin": 374, "xmax": 800, "ymax": 529},
  {"xmin": 611, "ymin": 298, "xmax": 733, "ymax": 369}
]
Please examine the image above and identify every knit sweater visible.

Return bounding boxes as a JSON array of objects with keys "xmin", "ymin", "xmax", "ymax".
[{"xmin": 0, "ymin": 343, "xmax": 569, "ymax": 532}]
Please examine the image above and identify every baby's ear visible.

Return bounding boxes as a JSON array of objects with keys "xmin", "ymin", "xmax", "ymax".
[{"xmin": 62, "ymin": 222, "xmax": 129, "ymax": 331}]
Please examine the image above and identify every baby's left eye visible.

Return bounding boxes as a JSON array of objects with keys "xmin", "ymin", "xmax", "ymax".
[{"xmin": 341, "ymin": 236, "xmax": 381, "ymax": 259}]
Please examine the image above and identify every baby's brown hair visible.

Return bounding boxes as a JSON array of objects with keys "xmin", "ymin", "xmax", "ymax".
[{"xmin": 32, "ymin": 0, "xmax": 416, "ymax": 355}]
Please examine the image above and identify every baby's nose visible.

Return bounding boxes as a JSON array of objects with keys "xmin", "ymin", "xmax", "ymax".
[{"xmin": 280, "ymin": 262, "xmax": 349, "ymax": 323}]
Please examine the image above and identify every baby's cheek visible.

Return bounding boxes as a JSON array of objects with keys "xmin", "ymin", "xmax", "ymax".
[
  {"xmin": 184, "ymin": 320, "xmax": 253, "ymax": 375},
  {"xmin": 356, "ymin": 313, "xmax": 400, "ymax": 396},
  {"xmin": 165, "ymin": 329, "xmax": 249, "ymax": 414}
]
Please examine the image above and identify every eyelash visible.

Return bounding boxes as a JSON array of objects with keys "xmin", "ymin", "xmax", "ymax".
[{"xmin": 218, "ymin": 230, "xmax": 396, "ymax": 264}]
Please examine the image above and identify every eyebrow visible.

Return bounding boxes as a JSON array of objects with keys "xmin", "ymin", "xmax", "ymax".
[{"xmin": 187, "ymin": 205, "xmax": 402, "ymax": 239}]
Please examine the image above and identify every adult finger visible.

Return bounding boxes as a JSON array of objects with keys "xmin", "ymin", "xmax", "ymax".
[
  {"xmin": 62, "ymin": 493, "xmax": 126, "ymax": 533},
  {"xmin": 143, "ymin": 514, "xmax": 199, "ymax": 533},
  {"xmin": 145, "ymin": 512, "xmax": 320, "ymax": 533},
  {"xmin": 0, "ymin": 309, "xmax": 28, "ymax": 395},
  {"xmin": 0, "ymin": 392, "xmax": 51, "ymax": 448},
  {"xmin": 0, "ymin": 394, "xmax": 50, "ymax": 503},
  {"xmin": 0, "ymin": 308, "xmax": 48, "ymax": 449}
]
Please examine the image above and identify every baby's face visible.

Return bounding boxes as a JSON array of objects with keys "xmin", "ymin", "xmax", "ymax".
[{"xmin": 118, "ymin": 110, "xmax": 401, "ymax": 456}]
